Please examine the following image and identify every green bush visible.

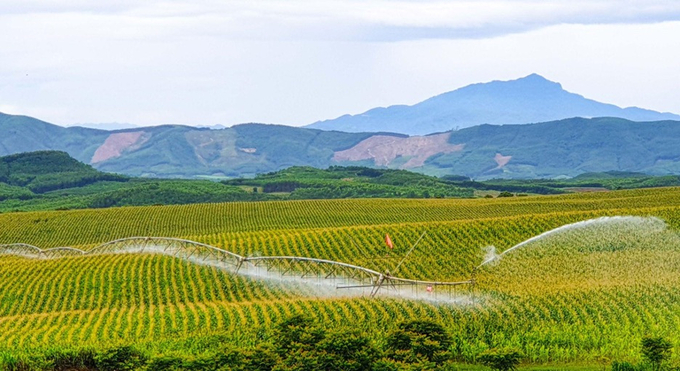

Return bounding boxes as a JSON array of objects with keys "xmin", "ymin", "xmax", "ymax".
[
  {"xmin": 271, "ymin": 315, "xmax": 378, "ymax": 371},
  {"xmin": 317, "ymin": 330, "xmax": 378, "ymax": 371},
  {"xmin": 146, "ymin": 355, "xmax": 184, "ymax": 371},
  {"xmin": 479, "ymin": 348, "xmax": 522, "ymax": 371},
  {"xmin": 272, "ymin": 315, "xmax": 325, "ymax": 356},
  {"xmin": 641, "ymin": 336, "xmax": 672, "ymax": 371},
  {"xmin": 94, "ymin": 345, "xmax": 148, "ymax": 371},
  {"xmin": 46, "ymin": 348, "xmax": 97, "ymax": 371},
  {"xmin": 385, "ymin": 320, "xmax": 452, "ymax": 364},
  {"xmin": 238, "ymin": 346, "xmax": 278, "ymax": 371}
]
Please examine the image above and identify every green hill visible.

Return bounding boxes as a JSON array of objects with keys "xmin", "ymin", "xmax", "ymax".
[
  {"xmin": 3, "ymin": 112, "xmax": 680, "ymax": 179},
  {"xmin": 0, "ymin": 151, "xmax": 272, "ymax": 211},
  {"xmin": 0, "ymin": 151, "xmax": 127, "ymax": 196},
  {"xmin": 5, "ymin": 151, "xmax": 679, "ymax": 213},
  {"xmin": 0, "ymin": 152, "xmax": 477, "ymax": 212},
  {"xmin": 0, "ymin": 113, "xmax": 382, "ymax": 178},
  {"xmin": 427, "ymin": 117, "xmax": 680, "ymax": 178},
  {"xmin": 0, "ymin": 112, "xmax": 109, "ymax": 161},
  {"xmin": 224, "ymin": 165, "xmax": 473, "ymax": 198}
]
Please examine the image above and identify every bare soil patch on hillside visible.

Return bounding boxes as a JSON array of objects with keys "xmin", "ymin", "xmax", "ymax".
[
  {"xmin": 91, "ymin": 131, "xmax": 148, "ymax": 164},
  {"xmin": 494, "ymin": 153, "xmax": 512, "ymax": 169},
  {"xmin": 333, "ymin": 133, "xmax": 464, "ymax": 168}
]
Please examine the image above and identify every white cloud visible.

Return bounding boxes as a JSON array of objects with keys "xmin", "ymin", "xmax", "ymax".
[
  {"xmin": 0, "ymin": 1, "xmax": 679, "ymax": 127},
  {"xmin": 3, "ymin": 1, "xmax": 680, "ymax": 41}
]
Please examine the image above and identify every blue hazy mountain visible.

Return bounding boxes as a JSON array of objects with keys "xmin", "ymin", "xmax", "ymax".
[
  {"xmin": 3, "ymin": 112, "xmax": 680, "ymax": 180},
  {"xmin": 308, "ymin": 74, "xmax": 680, "ymax": 135},
  {"xmin": 71, "ymin": 122, "xmax": 139, "ymax": 130}
]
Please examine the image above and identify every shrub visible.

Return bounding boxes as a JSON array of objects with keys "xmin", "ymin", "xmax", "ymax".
[
  {"xmin": 641, "ymin": 336, "xmax": 672, "ymax": 371},
  {"xmin": 317, "ymin": 329, "xmax": 378, "ymax": 371},
  {"xmin": 479, "ymin": 348, "xmax": 522, "ymax": 371},
  {"xmin": 272, "ymin": 315, "xmax": 325, "ymax": 355},
  {"xmin": 272, "ymin": 316, "xmax": 376, "ymax": 371},
  {"xmin": 94, "ymin": 345, "xmax": 148, "ymax": 371},
  {"xmin": 238, "ymin": 346, "xmax": 278, "ymax": 371},
  {"xmin": 146, "ymin": 355, "xmax": 184, "ymax": 371},
  {"xmin": 385, "ymin": 320, "xmax": 451, "ymax": 364},
  {"xmin": 46, "ymin": 348, "xmax": 97, "ymax": 371}
]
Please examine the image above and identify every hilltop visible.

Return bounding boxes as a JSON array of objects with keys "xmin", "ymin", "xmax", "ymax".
[
  {"xmin": 308, "ymin": 74, "xmax": 680, "ymax": 135},
  {"xmin": 0, "ymin": 151, "xmax": 127, "ymax": 197}
]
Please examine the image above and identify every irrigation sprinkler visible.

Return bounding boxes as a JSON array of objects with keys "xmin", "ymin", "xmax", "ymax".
[
  {"xmin": 235, "ymin": 256, "xmax": 246, "ymax": 273},
  {"xmin": 1, "ymin": 234, "xmax": 475, "ymax": 302},
  {"xmin": 392, "ymin": 232, "xmax": 427, "ymax": 275},
  {"xmin": 7, "ymin": 216, "xmax": 656, "ymax": 303}
]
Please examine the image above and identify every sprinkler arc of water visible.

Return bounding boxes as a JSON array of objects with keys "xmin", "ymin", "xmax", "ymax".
[{"xmin": 474, "ymin": 216, "xmax": 667, "ymax": 270}]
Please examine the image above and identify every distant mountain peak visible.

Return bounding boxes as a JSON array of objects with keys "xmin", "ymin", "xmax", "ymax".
[
  {"xmin": 514, "ymin": 73, "xmax": 562, "ymax": 87},
  {"xmin": 308, "ymin": 74, "xmax": 680, "ymax": 135},
  {"xmin": 521, "ymin": 72, "xmax": 550, "ymax": 81},
  {"xmin": 445, "ymin": 73, "xmax": 564, "ymax": 99}
]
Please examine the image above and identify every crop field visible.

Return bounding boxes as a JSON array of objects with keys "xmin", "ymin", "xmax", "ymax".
[{"xmin": 1, "ymin": 187, "xmax": 680, "ymax": 367}]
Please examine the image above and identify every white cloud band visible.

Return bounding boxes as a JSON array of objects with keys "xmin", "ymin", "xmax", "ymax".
[{"xmin": 3, "ymin": 0, "xmax": 680, "ymax": 41}]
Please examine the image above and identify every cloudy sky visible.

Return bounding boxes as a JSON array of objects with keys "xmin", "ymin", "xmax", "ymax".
[{"xmin": 1, "ymin": 0, "xmax": 679, "ymax": 127}]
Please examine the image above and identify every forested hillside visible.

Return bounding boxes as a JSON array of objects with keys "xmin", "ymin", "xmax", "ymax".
[{"xmin": 3, "ymin": 112, "xmax": 680, "ymax": 179}]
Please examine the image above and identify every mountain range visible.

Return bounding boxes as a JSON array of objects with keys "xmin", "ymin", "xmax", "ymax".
[
  {"xmin": 2, "ymin": 111, "xmax": 680, "ymax": 179},
  {"xmin": 0, "ymin": 112, "xmax": 376, "ymax": 178},
  {"xmin": 308, "ymin": 74, "xmax": 680, "ymax": 135}
]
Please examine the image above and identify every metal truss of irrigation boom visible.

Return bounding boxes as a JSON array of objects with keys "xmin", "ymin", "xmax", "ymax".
[{"xmin": 0, "ymin": 236, "xmax": 473, "ymax": 298}]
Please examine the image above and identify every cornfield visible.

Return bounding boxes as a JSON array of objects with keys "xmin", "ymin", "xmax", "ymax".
[{"xmin": 1, "ymin": 187, "xmax": 680, "ymax": 364}]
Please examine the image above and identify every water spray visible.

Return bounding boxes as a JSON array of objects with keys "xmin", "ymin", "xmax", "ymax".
[
  {"xmin": 473, "ymin": 216, "xmax": 668, "ymax": 270},
  {"xmin": 0, "ymin": 235, "xmax": 475, "ymax": 304}
]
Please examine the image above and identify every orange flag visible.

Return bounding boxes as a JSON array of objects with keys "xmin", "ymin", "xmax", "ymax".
[{"xmin": 385, "ymin": 234, "xmax": 394, "ymax": 250}]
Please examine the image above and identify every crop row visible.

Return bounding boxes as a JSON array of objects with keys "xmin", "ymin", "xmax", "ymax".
[
  {"xmin": 0, "ymin": 283, "xmax": 678, "ymax": 364},
  {"xmin": 1, "ymin": 188, "xmax": 680, "ymax": 363},
  {"xmin": 2, "ymin": 187, "xmax": 680, "ymax": 249}
]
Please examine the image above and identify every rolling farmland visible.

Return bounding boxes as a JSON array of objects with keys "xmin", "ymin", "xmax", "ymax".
[{"xmin": 2, "ymin": 187, "xmax": 680, "ymax": 367}]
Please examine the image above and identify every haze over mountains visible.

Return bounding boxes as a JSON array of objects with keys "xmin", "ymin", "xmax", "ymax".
[
  {"xmin": 72, "ymin": 122, "xmax": 139, "ymax": 130},
  {"xmin": 2, "ymin": 73, "xmax": 680, "ymax": 180},
  {"xmin": 2, "ymin": 111, "xmax": 680, "ymax": 180},
  {"xmin": 308, "ymin": 74, "xmax": 680, "ymax": 135}
]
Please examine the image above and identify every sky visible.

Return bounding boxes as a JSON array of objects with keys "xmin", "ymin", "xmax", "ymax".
[{"xmin": 1, "ymin": 0, "xmax": 680, "ymax": 128}]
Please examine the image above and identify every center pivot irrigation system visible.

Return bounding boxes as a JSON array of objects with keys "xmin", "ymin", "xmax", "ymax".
[{"xmin": 0, "ymin": 233, "xmax": 474, "ymax": 299}]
